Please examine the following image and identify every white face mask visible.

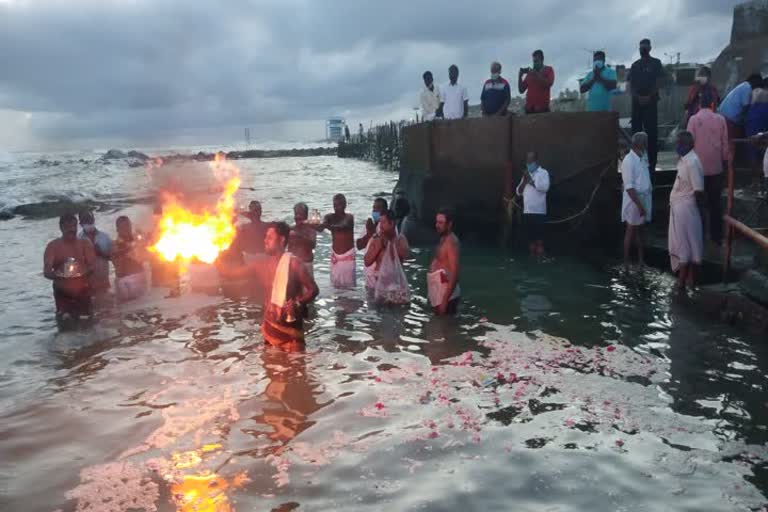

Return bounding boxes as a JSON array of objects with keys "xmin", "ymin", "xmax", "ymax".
[
  {"xmin": 82, "ymin": 223, "xmax": 96, "ymax": 233},
  {"xmin": 696, "ymin": 76, "xmax": 709, "ymax": 85}
]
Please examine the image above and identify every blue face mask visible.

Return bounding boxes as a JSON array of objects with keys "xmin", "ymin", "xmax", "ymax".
[
  {"xmin": 594, "ymin": 60, "xmax": 604, "ymax": 69},
  {"xmin": 676, "ymin": 143, "xmax": 689, "ymax": 157},
  {"xmin": 491, "ymin": 72, "xmax": 500, "ymax": 80},
  {"xmin": 371, "ymin": 211, "xmax": 381, "ymax": 223},
  {"xmin": 527, "ymin": 162, "xmax": 538, "ymax": 173}
]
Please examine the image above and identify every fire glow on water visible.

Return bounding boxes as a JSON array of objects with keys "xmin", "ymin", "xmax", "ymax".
[{"xmin": 151, "ymin": 154, "xmax": 241, "ymax": 264}]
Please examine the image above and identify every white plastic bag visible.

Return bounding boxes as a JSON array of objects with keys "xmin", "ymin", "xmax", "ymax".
[{"xmin": 373, "ymin": 238, "xmax": 410, "ymax": 305}]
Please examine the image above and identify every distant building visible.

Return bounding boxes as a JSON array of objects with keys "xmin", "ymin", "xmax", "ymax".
[{"xmin": 326, "ymin": 117, "xmax": 345, "ymax": 141}]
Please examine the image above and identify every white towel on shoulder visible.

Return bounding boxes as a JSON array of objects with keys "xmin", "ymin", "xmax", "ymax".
[{"xmin": 270, "ymin": 252, "xmax": 292, "ymax": 307}]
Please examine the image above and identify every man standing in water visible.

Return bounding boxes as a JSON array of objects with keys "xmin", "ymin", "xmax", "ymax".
[
  {"xmin": 289, "ymin": 202, "xmax": 317, "ymax": 278},
  {"xmin": 516, "ymin": 151, "xmax": 550, "ymax": 256},
  {"xmin": 428, "ymin": 208, "xmax": 461, "ymax": 315},
  {"xmin": 668, "ymin": 131, "xmax": 705, "ymax": 290},
  {"xmin": 318, "ymin": 194, "xmax": 356, "ymax": 288},
  {"xmin": 621, "ymin": 132, "xmax": 652, "ymax": 269},
  {"xmin": 78, "ymin": 210, "xmax": 112, "ymax": 298},
  {"xmin": 218, "ymin": 222, "xmax": 318, "ymax": 351},
  {"xmin": 364, "ymin": 209, "xmax": 410, "ymax": 303},
  {"xmin": 236, "ymin": 200, "xmax": 267, "ymax": 260},
  {"xmin": 357, "ymin": 197, "xmax": 389, "ymax": 289},
  {"xmin": 112, "ymin": 216, "xmax": 148, "ymax": 302},
  {"xmin": 44, "ymin": 214, "xmax": 96, "ymax": 323}
]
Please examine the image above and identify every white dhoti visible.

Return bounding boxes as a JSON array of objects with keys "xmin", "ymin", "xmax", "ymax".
[
  {"xmin": 330, "ymin": 248, "xmax": 356, "ymax": 288},
  {"xmin": 622, "ymin": 189, "xmax": 652, "ymax": 226},
  {"xmin": 427, "ymin": 269, "xmax": 460, "ymax": 307},
  {"xmin": 668, "ymin": 199, "xmax": 703, "ymax": 272},
  {"xmin": 115, "ymin": 271, "xmax": 147, "ymax": 302}
]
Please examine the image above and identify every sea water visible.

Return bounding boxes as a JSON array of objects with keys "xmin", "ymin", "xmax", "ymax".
[{"xmin": 0, "ymin": 149, "xmax": 766, "ymax": 511}]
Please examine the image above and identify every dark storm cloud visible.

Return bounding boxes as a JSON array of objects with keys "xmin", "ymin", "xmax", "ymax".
[{"xmin": 0, "ymin": 0, "xmax": 746, "ymax": 146}]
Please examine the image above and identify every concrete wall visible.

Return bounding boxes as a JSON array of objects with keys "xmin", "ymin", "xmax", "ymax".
[
  {"xmin": 398, "ymin": 112, "xmax": 620, "ymax": 241},
  {"xmin": 510, "ymin": 112, "xmax": 618, "ymax": 185}
]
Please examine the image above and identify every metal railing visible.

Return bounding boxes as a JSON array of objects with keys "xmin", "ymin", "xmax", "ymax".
[{"xmin": 722, "ymin": 137, "xmax": 768, "ymax": 281}]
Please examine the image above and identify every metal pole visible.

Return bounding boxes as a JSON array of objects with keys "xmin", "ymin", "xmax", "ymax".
[
  {"xmin": 722, "ymin": 158, "xmax": 735, "ymax": 282},
  {"xmin": 725, "ymin": 215, "xmax": 768, "ymax": 251}
]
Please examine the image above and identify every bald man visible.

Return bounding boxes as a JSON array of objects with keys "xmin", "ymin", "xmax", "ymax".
[{"xmin": 668, "ymin": 131, "xmax": 705, "ymax": 290}]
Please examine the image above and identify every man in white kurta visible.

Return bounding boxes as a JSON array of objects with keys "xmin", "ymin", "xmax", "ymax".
[
  {"xmin": 621, "ymin": 132, "xmax": 652, "ymax": 269},
  {"xmin": 668, "ymin": 131, "xmax": 705, "ymax": 290}
]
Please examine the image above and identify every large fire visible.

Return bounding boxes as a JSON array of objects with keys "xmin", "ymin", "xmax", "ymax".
[{"xmin": 151, "ymin": 154, "xmax": 241, "ymax": 264}]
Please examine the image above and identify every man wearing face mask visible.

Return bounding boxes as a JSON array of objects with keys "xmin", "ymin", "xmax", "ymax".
[
  {"xmin": 357, "ymin": 197, "xmax": 388, "ymax": 289},
  {"xmin": 683, "ymin": 66, "xmax": 720, "ymax": 125},
  {"xmin": 518, "ymin": 49, "xmax": 555, "ymax": 114},
  {"xmin": 668, "ymin": 131, "xmax": 705, "ymax": 291},
  {"xmin": 579, "ymin": 51, "xmax": 617, "ymax": 112},
  {"xmin": 516, "ymin": 151, "xmax": 550, "ymax": 256},
  {"xmin": 481, "ymin": 61, "xmax": 511, "ymax": 116},
  {"xmin": 78, "ymin": 209, "xmax": 112, "ymax": 297},
  {"xmin": 628, "ymin": 38, "xmax": 666, "ymax": 177}
]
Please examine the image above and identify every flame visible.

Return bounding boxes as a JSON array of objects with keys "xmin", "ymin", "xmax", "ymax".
[
  {"xmin": 150, "ymin": 154, "xmax": 241, "ymax": 264},
  {"xmin": 171, "ymin": 473, "xmax": 235, "ymax": 512},
  {"xmin": 167, "ymin": 445, "xmax": 248, "ymax": 512}
]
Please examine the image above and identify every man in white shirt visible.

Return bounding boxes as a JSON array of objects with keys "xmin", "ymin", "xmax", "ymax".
[
  {"xmin": 516, "ymin": 151, "xmax": 550, "ymax": 256},
  {"xmin": 439, "ymin": 65, "xmax": 468, "ymax": 120},
  {"xmin": 420, "ymin": 71, "xmax": 442, "ymax": 121},
  {"xmin": 620, "ymin": 132, "xmax": 652, "ymax": 270},
  {"xmin": 668, "ymin": 131, "xmax": 705, "ymax": 290}
]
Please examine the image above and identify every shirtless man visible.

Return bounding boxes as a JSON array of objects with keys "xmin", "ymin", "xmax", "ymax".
[
  {"xmin": 357, "ymin": 197, "xmax": 388, "ymax": 289},
  {"xmin": 289, "ymin": 202, "xmax": 317, "ymax": 278},
  {"xmin": 428, "ymin": 208, "xmax": 461, "ymax": 315},
  {"xmin": 365, "ymin": 210, "xmax": 410, "ymax": 304},
  {"xmin": 78, "ymin": 209, "xmax": 112, "ymax": 297},
  {"xmin": 318, "ymin": 193, "xmax": 355, "ymax": 288},
  {"xmin": 43, "ymin": 214, "xmax": 97, "ymax": 323},
  {"xmin": 236, "ymin": 200, "xmax": 267, "ymax": 259},
  {"xmin": 356, "ymin": 197, "xmax": 388, "ymax": 251},
  {"xmin": 218, "ymin": 222, "xmax": 318, "ymax": 351},
  {"xmin": 112, "ymin": 216, "xmax": 148, "ymax": 302}
]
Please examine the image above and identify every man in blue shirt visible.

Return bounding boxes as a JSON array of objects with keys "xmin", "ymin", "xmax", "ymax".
[
  {"xmin": 580, "ymin": 51, "xmax": 617, "ymax": 112},
  {"xmin": 480, "ymin": 61, "xmax": 511, "ymax": 116},
  {"xmin": 718, "ymin": 73, "xmax": 763, "ymax": 139}
]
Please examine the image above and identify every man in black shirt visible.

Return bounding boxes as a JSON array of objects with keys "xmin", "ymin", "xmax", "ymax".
[{"xmin": 628, "ymin": 38, "xmax": 666, "ymax": 179}]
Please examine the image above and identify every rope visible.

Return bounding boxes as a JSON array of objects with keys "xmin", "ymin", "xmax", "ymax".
[{"xmin": 503, "ymin": 158, "xmax": 616, "ymax": 228}]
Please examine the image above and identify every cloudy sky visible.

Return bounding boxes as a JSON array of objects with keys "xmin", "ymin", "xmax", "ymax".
[{"xmin": 0, "ymin": 0, "xmax": 744, "ymax": 150}]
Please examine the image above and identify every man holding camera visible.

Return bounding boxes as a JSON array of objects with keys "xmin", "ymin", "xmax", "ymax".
[{"xmin": 518, "ymin": 49, "xmax": 555, "ymax": 114}]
